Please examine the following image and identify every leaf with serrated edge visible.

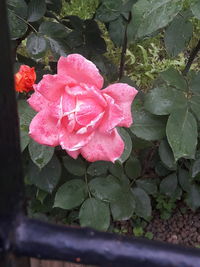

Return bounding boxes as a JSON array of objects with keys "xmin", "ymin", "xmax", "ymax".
[
  {"xmin": 54, "ymin": 179, "xmax": 87, "ymax": 209},
  {"xmin": 79, "ymin": 198, "xmax": 110, "ymax": 231},
  {"xmin": 166, "ymin": 108, "xmax": 197, "ymax": 161}
]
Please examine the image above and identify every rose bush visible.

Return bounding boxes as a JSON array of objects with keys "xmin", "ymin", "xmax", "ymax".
[
  {"xmin": 28, "ymin": 54, "xmax": 138, "ymax": 162},
  {"xmin": 10, "ymin": 0, "xmax": 200, "ymax": 231},
  {"xmin": 15, "ymin": 65, "xmax": 36, "ymax": 93}
]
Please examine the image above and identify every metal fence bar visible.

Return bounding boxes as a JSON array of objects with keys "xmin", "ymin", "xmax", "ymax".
[
  {"xmin": 0, "ymin": 0, "xmax": 26, "ymax": 265},
  {"xmin": 1, "ymin": 0, "xmax": 200, "ymax": 266},
  {"xmin": 0, "ymin": 0, "xmax": 25, "ymax": 217},
  {"xmin": 11, "ymin": 216, "xmax": 200, "ymax": 267}
]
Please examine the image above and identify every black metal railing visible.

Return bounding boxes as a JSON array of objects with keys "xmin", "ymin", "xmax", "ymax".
[{"xmin": 1, "ymin": 0, "xmax": 200, "ymax": 266}]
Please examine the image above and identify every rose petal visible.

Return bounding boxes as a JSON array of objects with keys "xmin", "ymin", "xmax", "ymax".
[
  {"xmin": 57, "ymin": 54, "xmax": 104, "ymax": 89},
  {"xmin": 15, "ymin": 65, "xmax": 36, "ymax": 93},
  {"xmin": 66, "ymin": 85, "xmax": 86, "ymax": 96},
  {"xmin": 29, "ymin": 110, "xmax": 59, "ymax": 146},
  {"xmin": 99, "ymin": 93, "xmax": 123, "ymax": 132},
  {"xmin": 103, "ymin": 83, "xmax": 138, "ymax": 127},
  {"xmin": 61, "ymin": 115, "xmax": 76, "ymax": 133},
  {"xmin": 80, "ymin": 129, "xmax": 124, "ymax": 162},
  {"xmin": 62, "ymin": 92, "xmax": 76, "ymax": 114},
  {"xmin": 27, "ymin": 89, "xmax": 50, "ymax": 112},
  {"xmin": 59, "ymin": 126, "xmax": 94, "ymax": 151},
  {"xmin": 82, "ymin": 84, "xmax": 107, "ymax": 107},
  {"xmin": 76, "ymin": 112, "xmax": 104, "ymax": 135},
  {"xmin": 67, "ymin": 150, "xmax": 80, "ymax": 159},
  {"xmin": 37, "ymin": 74, "xmax": 67, "ymax": 102},
  {"xmin": 76, "ymin": 98, "xmax": 104, "ymax": 126}
]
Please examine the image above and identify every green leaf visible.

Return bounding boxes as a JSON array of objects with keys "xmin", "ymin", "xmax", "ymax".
[
  {"xmin": 131, "ymin": 108, "xmax": 167, "ymax": 141},
  {"xmin": 164, "ymin": 13, "xmax": 193, "ymax": 57},
  {"xmin": 189, "ymin": 72, "xmax": 200, "ymax": 94},
  {"xmin": 20, "ymin": 129, "xmax": 30, "ymax": 152},
  {"xmin": 133, "ymin": 226, "xmax": 144, "ymax": 237},
  {"xmin": 186, "ymin": 184, "xmax": 200, "ymax": 211},
  {"xmin": 18, "ymin": 99, "xmax": 36, "ymax": 126},
  {"xmin": 160, "ymin": 67, "xmax": 188, "ymax": 91},
  {"xmin": 18, "ymin": 100, "xmax": 36, "ymax": 151},
  {"xmin": 65, "ymin": 31, "xmax": 83, "ymax": 49},
  {"xmin": 171, "ymin": 185, "xmax": 182, "ymax": 200},
  {"xmin": 111, "ymin": 190, "xmax": 135, "ymax": 221},
  {"xmin": 7, "ymin": 0, "xmax": 28, "ymax": 39},
  {"xmin": 191, "ymin": 158, "xmax": 200, "ymax": 178},
  {"xmin": 7, "ymin": 0, "xmax": 27, "ymax": 17},
  {"xmin": 36, "ymin": 189, "xmax": 48, "ymax": 204},
  {"xmin": 54, "ymin": 179, "xmax": 87, "ymax": 210},
  {"xmin": 191, "ymin": 0, "xmax": 200, "ymax": 20},
  {"xmin": 87, "ymin": 161, "xmax": 109, "ymax": 177},
  {"xmin": 132, "ymin": 187, "xmax": 152, "ymax": 219},
  {"xmin": 127, "ymin": 0, "xmax": 183, "ymax": 41},
  {"xmin": 39, "ymin": 21, "xmax": 70, "ymax": 58},
  {"xmin": 109, "ymin": 16, "xmax": 126, "ymax": 47},
  {"xmin": 46, "ymin": 0, "xmax": 62, "ymax": 14},
  {"xmin": 155, "ymin": 161, "xmax": 171, "ymax": 177},
  {"xmin": 39, "ymin": 21, "xmax": 69, "ymax": 38},
  {"xmin": 63, "ymin": 156, "xmax": 86, "ymax": 177},
  {"xmin": 160, "ymin": 173, "xmax": 178, "ymax": 197},
  {"xmin": 189, "ymin": 95, "xmax": 200, "ymax": 121},
  {"xmin": 8, "ymin": 10, "xmax": 28, "ymax": 40},
  {"xmin": 92, "ymin": 55, "xmax": 118, "ymax": 83},
  {"xmin": 62, "ymin": 15, "xmax": 84, "ymax": 31},
  {"xmin": 108, "ymin": 162, "xmax": 124, "ymax": 179},
  {"xmin": 189, "ymin": 73, "xmax": 200, "ymax": 120},
  {"xmin": 131, "ymin": 134, "xmax": 153, "ymax": 150},
  {"xmin": 95, "ymin": 0, "xmax": 122, "ymax": 22},
  {"xmin": 27, "ymin": 0, "xmax": 46, "ymax": 22},
  {"xmin": 136, "ymin": 179, "xmax": 157, "ymax": 195},
  {"xmin": 125, "ymin": 157, "xmax": 141, "ymax": 179},
  {"xmin": 159, "ymin": 139, "xmax": 176, "ymax": 170},
  {"xmin": 84, "ymin": 20, "xmax": 107, "ymax": 55},
  {"xmin": 26, "ymin": 33, "xmax": 48, "ymax": 59},
  {"xmin": 166, "ymin": 108, "xmax": 198, "ymax": 161},
  {"xmin": 79, "ymin": 198, "xmax": 110, "ymax": 231},
  {"xmin": 28, "ymin": 155, "xmax": 61, "ymax": 193},
  {"xmin": 144, "ymin": 86, "xmax": 187, "ymax": 115},
  {"xmin": 178, "ymin": 168, "xmax": 191, "ymax": 192},
  {"xmin": 28, "ymin": 139, "xmax": 54, "ymax": 169},
  {"xmin": 115, "ymin": 173, "xmax": 130, "ymax": 187},
  {"xmin": 88, "ymin": 176, "xmax": 121, "ymax": 202},
  {"xmin": 117, "ymin": 128, "xmax": 132, "ymax": 163}
]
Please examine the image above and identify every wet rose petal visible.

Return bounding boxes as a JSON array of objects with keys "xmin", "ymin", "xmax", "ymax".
[
  {"xmin": 103, "ymin": 83, "xmax": 138, "ymax": 127},
  {"xmin": 81, "ymin": 129, "xmax": 124, "ymax": 162},
  {"xmin": 15, "ymin": 65, "xmax": 36, "ymax": 93},
  {"xmin": 28, "ymin": 54, "xmax": 138, "ymax": 162}
]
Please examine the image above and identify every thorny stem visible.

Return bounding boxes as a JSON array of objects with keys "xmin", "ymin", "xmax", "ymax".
[
  {"xmin": 118, "ymin": 12, "xmax": 131, "ymax": 80},
  {"xmin": 182, "ymin": 39, "xmax": 200, "ymax": 76}
]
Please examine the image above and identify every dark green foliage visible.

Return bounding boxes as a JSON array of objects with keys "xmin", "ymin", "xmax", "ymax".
[
  {"xmin": 11, "ymin": 0, "xmax": 200, "ymax": 231},
  {"xmin": 164, "ymin": 12, "xmax": 193, "ymax": 57}
]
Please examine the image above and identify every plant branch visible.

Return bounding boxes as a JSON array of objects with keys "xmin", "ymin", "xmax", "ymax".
[
  {"xmin": 119, "ymin": 12, "xmax": 131, "ymax": 80},
  {"xmin": 183, "ymin": 39, "xmax": 200, "ymax": 75}
]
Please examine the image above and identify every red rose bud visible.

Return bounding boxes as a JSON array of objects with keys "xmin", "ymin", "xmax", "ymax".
[{"xmin": 15, "ymin": 65, "xmax": 36, "ymax": 93}]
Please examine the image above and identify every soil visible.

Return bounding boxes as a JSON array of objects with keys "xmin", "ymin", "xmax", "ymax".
[
  {"xmin": 116, "ymin": 207, "xmax": 200, "ymax": 248},
  {"xmin": 145, "ymin": 208, "xmax": 200, "ymax": 247}
]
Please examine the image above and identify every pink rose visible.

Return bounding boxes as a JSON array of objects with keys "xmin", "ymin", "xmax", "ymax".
[{"xmin": 28, "ymin": 54, "xmax": 138, "ymax": 162}]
